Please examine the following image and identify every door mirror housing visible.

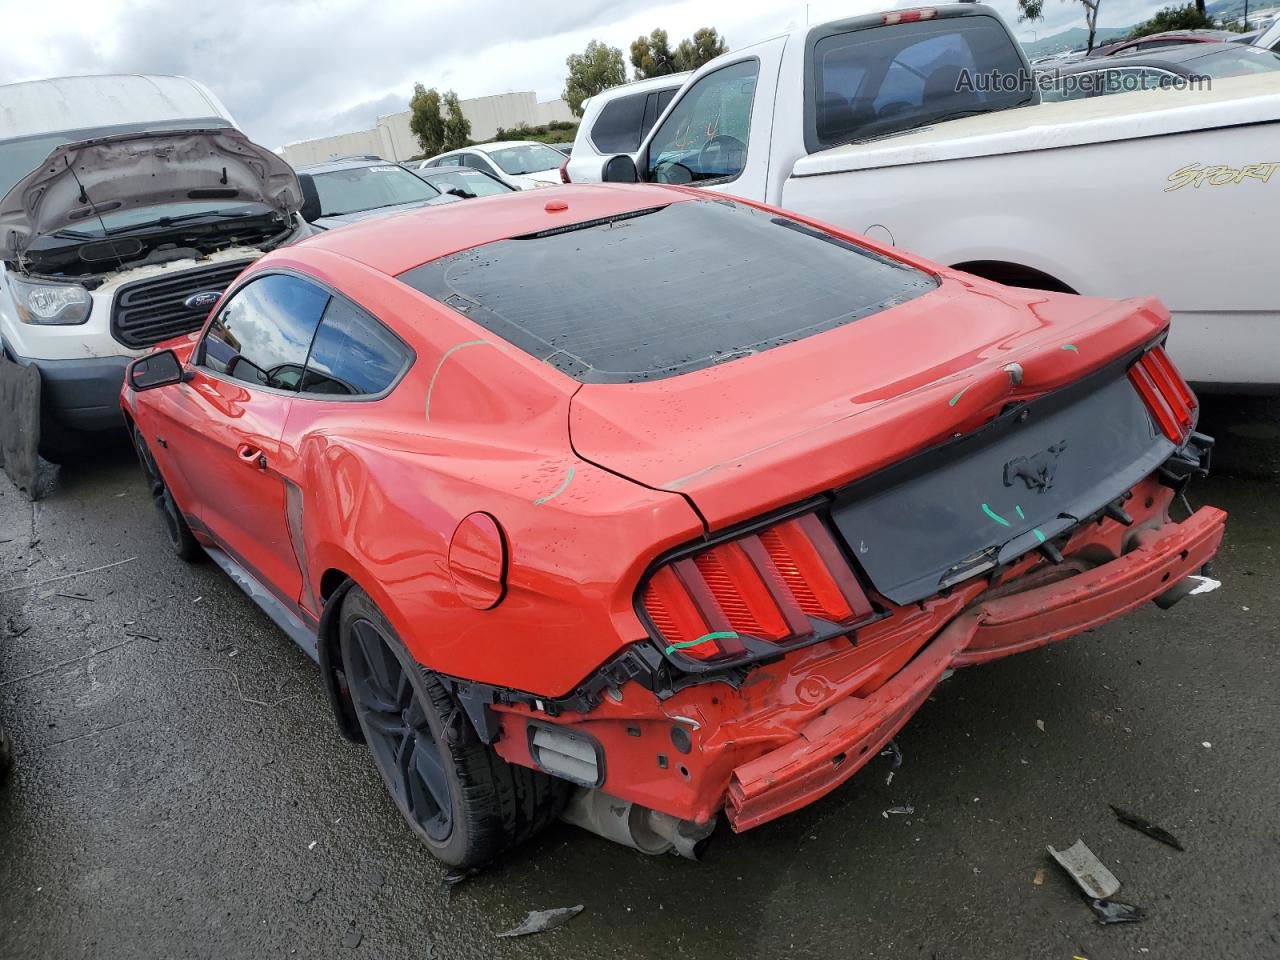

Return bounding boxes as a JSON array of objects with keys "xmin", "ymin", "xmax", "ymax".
[
  {"xmin": 128, "ymin": 349, "xmax": 185, "ymax": 391},
  {"xmin": 601, "ymin": 155, "xmax": 639, "ymax": 183}
]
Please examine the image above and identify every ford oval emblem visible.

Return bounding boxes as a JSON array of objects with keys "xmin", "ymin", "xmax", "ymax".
[{"xmin": 184, "ymin": 290, "xmax": 221, "ymax": 311}]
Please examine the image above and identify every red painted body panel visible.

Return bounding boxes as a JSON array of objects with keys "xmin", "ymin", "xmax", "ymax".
[{"xmin": 122, "ymin": 183, "xmax": 1226, "ymax": 836}]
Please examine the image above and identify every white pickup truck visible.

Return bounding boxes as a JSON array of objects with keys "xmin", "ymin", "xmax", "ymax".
[{"xmin": 605, "ymin": 4, "xmax": 1280, "ymax": 391}]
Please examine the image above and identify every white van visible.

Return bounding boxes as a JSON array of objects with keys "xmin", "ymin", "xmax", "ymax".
[
  {"xmin": 0, "ymin": 75, "xmax": 307, "ymax": 461},
  {"xmin": 564, "ymin": 72, "xmax": 690, "ymax": 183}
]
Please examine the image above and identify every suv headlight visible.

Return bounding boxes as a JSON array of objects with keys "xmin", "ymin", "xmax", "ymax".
[{"xmin": 8, "ymin": 274, "xmax": 93, "ymax": 325}]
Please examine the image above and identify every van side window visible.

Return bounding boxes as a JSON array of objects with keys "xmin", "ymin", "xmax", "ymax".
[
  {"xmin": 591, "ymin": 91, "xmax": 649, "ymax": 154},
  {"xmin": 646, "ymin": 59, "xmax": 758, "ymax": 185}
]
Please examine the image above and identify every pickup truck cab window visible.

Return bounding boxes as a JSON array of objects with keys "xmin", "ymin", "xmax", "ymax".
[
  {"xmin": 647, "ymin": 59, "xmax": 759, "ymax": 185},
  {"xmin": 810, "ymin": 15, "xmax": 1033, "ymax": 149},
  {"xmin": 201, "ymin": 274, "xmax": 329, "ymax": 391}
]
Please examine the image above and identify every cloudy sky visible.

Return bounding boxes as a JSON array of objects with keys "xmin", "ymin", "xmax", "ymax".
[{"xmin": 2, "ymin": 0, "xmax": 1173, "ymax": 149}]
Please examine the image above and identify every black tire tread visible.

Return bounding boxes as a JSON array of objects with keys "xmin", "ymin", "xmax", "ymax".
[{"xmin": 343, "ymin": 588, "xmax": 569, "ymax": 868}]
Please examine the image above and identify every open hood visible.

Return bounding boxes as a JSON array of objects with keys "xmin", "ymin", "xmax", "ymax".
[{"xmin": 0, "ymin": 128, "xmax": 302, "ymax": 260}]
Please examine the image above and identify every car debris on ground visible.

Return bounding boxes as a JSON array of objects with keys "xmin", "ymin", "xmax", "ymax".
[{"xmin": 496, "ymin": 905, "xmax": 584, "ymax": 938}]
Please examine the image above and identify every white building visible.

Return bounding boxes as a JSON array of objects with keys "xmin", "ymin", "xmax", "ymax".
[{"xmin": 282, "ymin": 91, "xmax": 574, "ymax": 166}]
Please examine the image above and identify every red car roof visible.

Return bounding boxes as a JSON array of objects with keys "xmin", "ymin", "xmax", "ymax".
[{"xmin": 297, "ymin": 182, "xmax": 689, "ymax": 277}]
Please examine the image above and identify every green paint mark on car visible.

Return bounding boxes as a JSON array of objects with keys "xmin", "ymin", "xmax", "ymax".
[
  {"xmin": 665, "ymin": 631, "xmax": 739, "ymax": 655},
  {"xmin": 982, "ymin": 503, "xmax": 1011, "ymax": 527},
  {"xmin": 533, "ymin": 465, "xmax": 575, "ymax": 505}
]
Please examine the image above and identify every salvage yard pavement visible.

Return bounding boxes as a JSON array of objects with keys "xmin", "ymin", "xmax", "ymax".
[{"xmin": 1, "ymin": 396, "xmax": 1278, "ymax": 959}]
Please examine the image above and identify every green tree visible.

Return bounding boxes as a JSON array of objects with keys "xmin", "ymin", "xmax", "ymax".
[
  {"xmin": 631, "ymin": 28, "xmax": 678, "ymax": 78},
  {"xmin": 442, "ymin": 91, "xmax": 471, "ymax": 151},
  {"xmin": 408, "ymin": 83, "xmax": 445, "ymax": 157},
  {"xmin": 1018, "ymin": 0, "xmax": 1102, "ymax": 51},
  {"xmin": 563, "ymin": 39, "xmax": 628, "ymax": 117},
  {"xmin": 673, "ymin": 27, "xmax": 728, "ymax": 72},
  {"xmin": 1128, "ymin": 3, "xmax": 1214, "ymax": 36}
]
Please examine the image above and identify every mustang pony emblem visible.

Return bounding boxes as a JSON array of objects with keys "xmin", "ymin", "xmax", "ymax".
[{"xmin": 1004, "ymin": 441, "xmax": 1068, "ymax": 493}]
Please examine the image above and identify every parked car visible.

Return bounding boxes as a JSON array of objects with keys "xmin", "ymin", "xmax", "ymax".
[
  {"xmin": 1039, "ymin": 43, "xmax": 1280, "ymax": 100},
  {"xmin": 563, "ymin": 72, "xmax": 690, "ymax": 183},
  {"xmin": 1255, "ymin": 17, "xmax": 1280, "ymax": 50},
  {"xmin": 600, "ymin": 3, "xmax": 1280, "ymax": 391},
  {"xmin": 414, "ymin": 166, "xmax": 516, "ymax": 198},
  {"xmin": 1089, "ymin": 29, "xmax": 1237, "ymax": 58},
  {"xmin": 296, "ymin": 158, "xmax": 459, "ymax": 230},
  {"xmin": 0, "ymin": 75, "xmax": 308, "ymax": 464},
  {"xmin": 416, "ymin": 141, "xmax": 566, "ymax": 190},
  {"xmin": 122, "ymin": 184, "xmax": 1224, "ymax": 868}
]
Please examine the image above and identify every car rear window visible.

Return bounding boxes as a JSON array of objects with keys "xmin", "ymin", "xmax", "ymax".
[{"xmin": 397, "ymin": 198, "xmax": 937, "ymax": 384}]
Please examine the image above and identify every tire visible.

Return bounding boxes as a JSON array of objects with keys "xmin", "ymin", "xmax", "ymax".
[
  {"xmin": 131, "ymin": 426, "xmax": 202, "ymax": 562},
  {"xmin": 339, "ymin": 587, "xmax": 569, "ymax": 868}
]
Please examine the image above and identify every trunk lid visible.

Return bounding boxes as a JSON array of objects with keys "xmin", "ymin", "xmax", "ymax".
[
  {"xmin": 0, "ymin": 128, "xmax": 302, "ymax": 260},
  {"xmin": 569, "ymin": 277, "xmax": 1172, "ymax": 535}
]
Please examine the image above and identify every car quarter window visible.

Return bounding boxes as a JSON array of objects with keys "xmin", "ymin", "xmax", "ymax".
[
  {"xmin": 591, "ymin": 91, "xmax": 648, "ymax": 153},
  {"xmin": 300, "ymin": 296, "xmax": 411, "ymax": 397},
  {"xmin": 647, "ymin": 59, "xmax": 758, "ymax": 185},
  {"xmin": 200, "ymin": 274, "xmax": 329, "ymax": 391}
]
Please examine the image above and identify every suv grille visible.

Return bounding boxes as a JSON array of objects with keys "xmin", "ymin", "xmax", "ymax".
[{"xmin": 111, "ymin": 260, "xmax": 254, "ymax": 348}]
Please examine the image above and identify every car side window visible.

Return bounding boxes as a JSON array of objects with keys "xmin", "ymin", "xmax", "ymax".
[
  {"xmin": 646, "ymin": 59, "xmax": 758, "ymax": 185},
  {"xmin": 200, "ymin": 274, "xmax": 329, "ymax": 391},
  {"xmin": 591, "ymin": 91, "xmax": 648, "ymax": 153},
  {"xmin": 300, "ymin": 296, "xmax": 410, "ymax": 397},
  {"xmin": 460, "ymin": 154, "xmax": 488, "ymax": 171}
]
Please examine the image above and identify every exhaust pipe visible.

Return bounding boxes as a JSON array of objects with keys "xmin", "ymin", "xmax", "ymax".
[{"xmin": 561, "ymin": 787, "xmax": 716, "ymax": 860}]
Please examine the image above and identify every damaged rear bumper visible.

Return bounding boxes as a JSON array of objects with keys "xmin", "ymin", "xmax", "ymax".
[{"xmin": 725, "ymin": 504, "xmax": 1225, "ymax": 831}]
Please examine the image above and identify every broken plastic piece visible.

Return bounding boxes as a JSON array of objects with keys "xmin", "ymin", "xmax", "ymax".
[
  {"xmin": 1110, "ymin": 804, "xmax": 1185, "ymax": 851},
  {"xmin": 1047, "ymin": 839, "xmax": 1120, "ymax": 899},
  {"xmin": 1087, "ymin": 898, "xmax": 1147, "ymax": 925},
  {"xmin": 882, "ymin": 804, "xmax": 914, "ymax": 818},
  {"xmin": 496, "ymin": 905, "xmax": 584, "ymax": 938}
]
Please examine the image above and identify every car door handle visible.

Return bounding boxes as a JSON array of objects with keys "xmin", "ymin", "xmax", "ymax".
[{"xmin": 237, "ymin": 444, "xmax": 268, "ymax": 470}]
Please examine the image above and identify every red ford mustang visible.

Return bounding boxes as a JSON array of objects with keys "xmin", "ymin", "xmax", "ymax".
[{"xmin": 121, "ymin": 184, "xmax": 1225, "ymax": 867}]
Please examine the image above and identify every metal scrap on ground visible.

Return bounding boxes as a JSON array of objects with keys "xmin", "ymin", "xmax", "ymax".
[
  {"xmin": 1047, "ymin": 839, "xmax": 1121, "ymax": 899},
  {"xmin": 496, "ymin": 905, "xmax": 584, "ymax": 938}
]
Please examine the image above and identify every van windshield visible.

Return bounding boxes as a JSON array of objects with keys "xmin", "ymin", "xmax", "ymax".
[
  {"xmin": 397, "ymin": 197, "xmax": 937, "ymax": 384},
  {"xmin": 811, "ymin": 15, "xmax": 1033, "ymax": 148}
]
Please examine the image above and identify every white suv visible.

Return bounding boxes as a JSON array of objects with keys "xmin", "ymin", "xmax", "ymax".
[
  {"xmin": 0, "ymin": 75, "xmax": 307, "ymax": 463},
  {"xmin": 564, "ymin": 73, "xmax": 690, "ymax": 183}
]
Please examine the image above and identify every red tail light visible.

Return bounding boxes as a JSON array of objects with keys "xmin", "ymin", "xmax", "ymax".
[
  {"xmin": 640, "ymin": 513, "xmax": 875, "ymax": 665},
  {"xmin": 559, "ymin": 159, "xmax": 571, "ymax": 184},
  {"xmin": 1130, "ymin": 346, "xmax": 1197, "ymax": 444}
]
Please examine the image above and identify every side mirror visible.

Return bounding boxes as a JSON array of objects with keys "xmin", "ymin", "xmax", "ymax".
[
  {"xmin": 128, "ymin": 349, "xmax": 184, "ymax": 391},
  {"xmin": 601, "ymin": 155, "xmax": 639, "ymax": 183}
]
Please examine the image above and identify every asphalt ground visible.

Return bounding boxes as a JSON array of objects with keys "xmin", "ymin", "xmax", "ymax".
[{"xmin": 1, "ymin": 394, "xmax": 1277, "ymax": 960}]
